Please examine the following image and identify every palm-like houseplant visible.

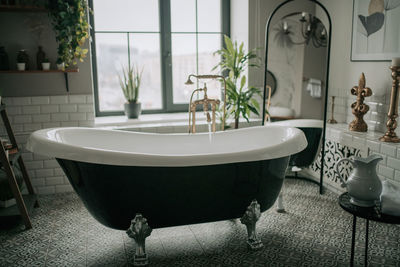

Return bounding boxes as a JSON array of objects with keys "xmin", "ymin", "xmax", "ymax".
[
  {"xmin": 119, "ymin": 64, "xmax": 143, "ymax": 118},
  {"xmin": 214, "ymin": 35, "xmax": 261, "ymax": 129}
]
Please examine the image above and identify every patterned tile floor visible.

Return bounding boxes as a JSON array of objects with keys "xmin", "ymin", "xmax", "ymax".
[{"xmin": 1, "ymin": 179, "xmax": 400, "ymax": 266}]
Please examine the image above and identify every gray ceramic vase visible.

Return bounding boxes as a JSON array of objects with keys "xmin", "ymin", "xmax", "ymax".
[{"xmin": 124, "ymin": 102, "xmax": 141, "ymax": 119}]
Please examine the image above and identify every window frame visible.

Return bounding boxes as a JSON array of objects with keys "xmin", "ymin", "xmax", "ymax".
[{"xmin": 89, "ymin": 0, "xmax": 230, "ymax": 117}]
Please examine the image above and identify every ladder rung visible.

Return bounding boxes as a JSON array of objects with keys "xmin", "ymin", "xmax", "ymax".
[{"xmin": 6, "ymin": 147, "xmax": 18, "ymax": 155}]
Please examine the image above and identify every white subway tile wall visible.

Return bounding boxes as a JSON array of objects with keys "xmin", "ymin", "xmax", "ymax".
[
  {"xmin": 326, "ymin": 124, "xmax": 400, "ymax": 187},
  {"xmin": 326, "ymin": 85, "xmax": 400, "ymax": 187},
  {"xmin": 1, "ymin": 95, "xmax": 94, "ymax": 195},
  {"xmin": 327, "ymin": 86, "xmax": 400, "ymax": 136}
]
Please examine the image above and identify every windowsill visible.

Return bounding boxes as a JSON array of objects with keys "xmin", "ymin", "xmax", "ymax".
[{"xmin": 95, "ymin": 112, "xmax": 261, "ymax": 129}]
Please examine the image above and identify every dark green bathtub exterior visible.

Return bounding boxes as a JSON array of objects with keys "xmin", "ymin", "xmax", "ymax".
[
  {"xmin": 289, "ymin": 127, "xmax": 322, "ymax": 168},
  {"xmin": 57, "ymin": 157, "xmax": 290, "ymax": 230}
]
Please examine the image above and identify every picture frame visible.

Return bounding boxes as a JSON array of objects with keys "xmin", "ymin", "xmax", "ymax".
[{"xmin": 351, "ymin": 0, "xmax": 400, "ymax": 61}]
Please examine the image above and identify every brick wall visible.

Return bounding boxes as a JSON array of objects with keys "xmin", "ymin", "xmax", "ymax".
[{"xmin": 1, "ymin": 94, "xmax": 94, "ymax": 194}]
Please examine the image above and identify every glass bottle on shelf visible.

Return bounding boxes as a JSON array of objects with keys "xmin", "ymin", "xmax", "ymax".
[
  {"xmin": 36, "ymin": 46, "xmax": 45, "ymax": 70},
  {"xmin": 0, "ymin": 47, "xmax": 9, "ymax": 70}
]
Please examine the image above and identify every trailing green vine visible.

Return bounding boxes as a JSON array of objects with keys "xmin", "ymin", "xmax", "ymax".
[{"xmin": 47, "ymin": 0, "xmax": 90, "ymax": 66}]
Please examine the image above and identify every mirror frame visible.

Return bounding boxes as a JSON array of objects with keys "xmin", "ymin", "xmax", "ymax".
[{"xmin": 262, "ymin": 0, "xmax": 332, "ymax": 194}]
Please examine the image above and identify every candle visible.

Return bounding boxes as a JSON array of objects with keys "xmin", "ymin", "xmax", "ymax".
[
  {"xmin": 392, "ymin": 57, "xmax": 400, "ymax": 67},
  {"xmin": 283, "ymin": 21, "xmax": 288, "ymax": 31},
  {"xmin": 302, "ymin": 12, "xmax": 306, "ymax": 18}
]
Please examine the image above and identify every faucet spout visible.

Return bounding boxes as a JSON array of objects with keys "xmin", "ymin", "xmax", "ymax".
[{"xmin": 185, "ymin": 74, "xmax": 227, "ymax": 133}]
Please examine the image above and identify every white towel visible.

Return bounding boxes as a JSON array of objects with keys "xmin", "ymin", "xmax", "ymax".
[
  {"xmin": 381, "ymin": 180, "xmax": 400, "ymax": 216},
  {"xmin": 306, "ymin": 78, "xmax": 322, "ymax": 98}
]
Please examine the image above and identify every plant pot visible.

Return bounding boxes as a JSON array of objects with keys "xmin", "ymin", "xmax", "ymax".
[
  {"xmin": 124, "ymin": 102, "xmax": 141, "ymax": 119},
  {"xmin": 42, "ymin": 62, "xmax": 50, "ymax": 70},
  {"xmin": 16, "ymin": 63, "xmax": 25, "ymax": 71},
  {"xmin": 57, "ymin": 62, "xmax": 65, "ymax": 71}
]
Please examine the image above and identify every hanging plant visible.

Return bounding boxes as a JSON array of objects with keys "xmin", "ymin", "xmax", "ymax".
[{"xmin": 47, "ymin": 0, "xmax": 90, "ymax": 67}]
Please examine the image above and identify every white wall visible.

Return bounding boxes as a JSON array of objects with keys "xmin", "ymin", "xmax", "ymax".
[
  {"xmin": 1, "ymin": 95, "xmax": 94, "ymax": 194},
  {"xmin": 231, "ymin": 0, "xmax": 249, "ymax": 49},
  {"xmin": 317, "ymin": 0, "xmax": 393, "ymax": 95},
  {"xmin": 317, "ymin": 0, "xmax": 399, "ymax": 135}
]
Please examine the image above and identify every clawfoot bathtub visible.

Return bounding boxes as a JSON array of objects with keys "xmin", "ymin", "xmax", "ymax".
[{"xmin": 27, "ymin": 126, "xmax": 306, "ymax": 264}]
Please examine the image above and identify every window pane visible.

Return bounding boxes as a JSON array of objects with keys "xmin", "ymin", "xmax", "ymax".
[
  {"xmin": 129, "ymin": 34, "xmax": 162, "ymax": 110},
  {"xmin": 171, "ymin": 34, "xmax": 196, "ymax": 104},
  {"xmin": 93, "ymin": 0, "xmax": 159, "ymax": 32},
  {"xmin": 170, "ymin": 0, "xmax": 196, "ymax": 32},
  {"xmin": 197, "ymin": 0, "xmax": 221, "ymax": 32},
  {"xmin": 198, "ymin": 34, "xmax": 222, "ymax": 100},
  {"xmin": 95, "ymin": 33, "xmax": 128, "ymax": 111}
]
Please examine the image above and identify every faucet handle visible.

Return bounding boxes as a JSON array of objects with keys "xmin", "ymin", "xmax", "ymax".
[{"xmin": 206, "ymin": 112, "xmax": 211, "ymax": 122}]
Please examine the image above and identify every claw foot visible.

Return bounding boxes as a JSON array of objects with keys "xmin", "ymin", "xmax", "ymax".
[
  {"xmin": 276, "ymin": 192, "xmax": 286, "ymax": 213},
  {"xmin": 240, "ymin": 199, "xmax": 263, "ymax": 250},
  {"xmin": 126, "ymin": 213, "xmax": 152, "ymax": 266}
]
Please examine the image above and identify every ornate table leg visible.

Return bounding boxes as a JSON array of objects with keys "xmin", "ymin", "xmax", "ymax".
[
  {"xmin": 350, "ymin": 215, "xmax": 356, "ymax": 267},
  {"xmin": 365, "ymin": 219, "xmax": 369, "ymax": 266},
  {"xmin": 126, "ymin": 213, "xmax": 152, "ymax": 266},
  {"xmin": 240, "ymin": 199, "xmax": 264, "ymax": 250}
]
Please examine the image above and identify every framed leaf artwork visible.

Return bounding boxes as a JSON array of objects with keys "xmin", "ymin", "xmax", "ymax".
[{"xmin": 351, "ymin": 0, "xmax": 400, "ymax": 61}]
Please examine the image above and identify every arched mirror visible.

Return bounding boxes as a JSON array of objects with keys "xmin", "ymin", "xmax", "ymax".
[{"xmin": 262, "ymin": 0, "xmax": 332, "ymax": 194}]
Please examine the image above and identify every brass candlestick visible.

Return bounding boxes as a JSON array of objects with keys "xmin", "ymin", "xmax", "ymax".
[
  {"xmin": 349, "ymin": 73, "xmax": 372, "ymax": 132},
  {"xmin": 380, "ymin": 66, "xmax": 400, "ymax": 143},
  {"xmin": 327, "ymin": 96, "xmax": 337, "ymax": 124}
]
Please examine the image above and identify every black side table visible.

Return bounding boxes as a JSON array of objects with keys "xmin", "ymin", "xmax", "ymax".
[{"xmin": 339, "ymin": 192, "xmax": 400, "ymax": 266}]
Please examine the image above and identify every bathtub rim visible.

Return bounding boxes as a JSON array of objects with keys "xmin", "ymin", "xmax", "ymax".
[
  {"xmin": 26, "ymin": 125, "xmax": 307, "ymax": 167},
  {"xmin": 268, "ymin": 119, "xmax": 323, "ymax": 128}
]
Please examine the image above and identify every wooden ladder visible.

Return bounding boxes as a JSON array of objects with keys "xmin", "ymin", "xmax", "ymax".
[{"xmin": 0, "ymin": 104, "xmax": 38, "ymax": 229}]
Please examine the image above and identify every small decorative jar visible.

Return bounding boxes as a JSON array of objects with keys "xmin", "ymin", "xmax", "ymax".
[
  {"xmin": 17, "ymin": 63, "xmax": 26, "ymax": 71},
  {"xmin": 41, "ymin": 60, "xmax": 50, "ymax": 71}
]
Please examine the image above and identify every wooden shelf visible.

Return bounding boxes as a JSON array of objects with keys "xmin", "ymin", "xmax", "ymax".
[
  {"xmin": 0, "ymin": 194, "xmax": 37, "ymax": 217},
  {"xmin": 0, "ymin": 69, "xmax": 79, "ymax": 74},
  {"xmin": 0, "ymin": 5, "xmax": 47, "ymax": 12},
  {"xmin": 0, "ymin": 69, "xmax": 79, "ymax": 91}
]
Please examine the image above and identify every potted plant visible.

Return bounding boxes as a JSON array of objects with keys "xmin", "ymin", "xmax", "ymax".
[
  {"xmin": 213, "ymin": 35, "xmax": 261, "ymax": 129},
  {"xmin": 42, "ymin": 58, "xmax": 50, "ymax": 70},
  {"xmin": 16, "ymin": 49, "xmax": 29, "ymax": 71},
  {"xmin": 56, "ymin": 58, "xmax": 65, "ymax": 71},
  {"xmin": 118, "ymin": 64, "xmax": 143, "ymax": 119},
  {"xmin": 16, "ymin": 62, "xmax": 26, "ymax": 71},
  {"xmin": 47, "ymin": 0, "xmax": 89, "ymax": 68}
]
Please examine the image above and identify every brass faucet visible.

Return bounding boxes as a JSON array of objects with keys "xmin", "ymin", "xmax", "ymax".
[{"xmin": 185, "ymin": 75, "xmax": 227, "ymax": 134}]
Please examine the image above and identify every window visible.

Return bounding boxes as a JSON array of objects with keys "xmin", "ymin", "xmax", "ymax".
[{"xmin": 90, "ymin": 0, "xmax": 230, "ymax": 116}]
